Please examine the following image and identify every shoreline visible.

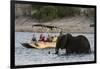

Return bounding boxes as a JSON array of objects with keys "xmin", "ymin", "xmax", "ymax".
[
  {"xmin": 15, "ymin": 16, "xmax": 94, "ymax": 33},
  {"xmin": 15, "ymin": 31, "xmax": 94, "ymax": 34},
  {"xmin": 15, "ymin": 26, "xmax": 94, "ymax": 33}
]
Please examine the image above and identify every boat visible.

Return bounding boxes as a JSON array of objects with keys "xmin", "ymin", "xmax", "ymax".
[
  {"xmin": 21, "ymin": 41, "xmax": 56, "ymax": 49},
  {"xmin": 21, "ymin": 24, "xmax": 62, "ymax": 49}
]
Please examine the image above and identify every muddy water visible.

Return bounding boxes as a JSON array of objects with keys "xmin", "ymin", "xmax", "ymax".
[{"xmin": 15, "ymin": 32, "xmax": 95, "ymax": 65}]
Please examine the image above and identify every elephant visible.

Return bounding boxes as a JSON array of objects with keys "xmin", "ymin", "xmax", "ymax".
[{"xmin": 55, "ymin": 33, "xmax": 91, "ymax": 54}]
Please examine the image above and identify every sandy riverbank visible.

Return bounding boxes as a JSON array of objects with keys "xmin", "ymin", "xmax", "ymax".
[{"xmin": 15, "ymin": 16, "xmax": 94, "ymax": 33}]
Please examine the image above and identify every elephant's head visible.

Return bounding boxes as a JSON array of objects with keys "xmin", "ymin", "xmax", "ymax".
[{"xmin": 55, "ymin": 33, "xmax": 72, "ymax": 54}]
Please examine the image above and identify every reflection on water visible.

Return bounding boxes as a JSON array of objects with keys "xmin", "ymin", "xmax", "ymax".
[{"xmin": 15, "ymin": 32, "xmax": 94, "ymax": 65}]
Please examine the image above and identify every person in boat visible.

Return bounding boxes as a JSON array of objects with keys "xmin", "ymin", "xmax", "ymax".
[
  {"xmin": 32, "ymin": 34, "xmax": 37, "ymax": 42},
  {"xmin": 45, "ymin": 35, "xmax": 53, "ymax": 42},
  {"xmin": 39, "ymin": 34, "xmax": 45, "ymax": 42},
  {"xmin": 31, "ymin": 34, "xmax": 39, "ymax": 46},
  {"xmin": 52, "ymin": 35, "xmax": 57, "ymax": 42},
  {"xmin": 42, "ymin": 36, "xmax": 45, "ymax": 42},
  {"xmin": 45, "ymin": 35, "xmax": 50, "ymax": 42},
  {"xmin": 39, "ymin": 34, "xmax": 43, "ymax": 41},
  {"xmin": 51, "ymin": 36, "xmax": 54, "ymax": 42}
]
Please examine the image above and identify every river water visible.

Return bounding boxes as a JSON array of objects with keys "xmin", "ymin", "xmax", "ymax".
[{"xmin": 15, "ymin": 32, "xmax": 95, "ymax": 65}]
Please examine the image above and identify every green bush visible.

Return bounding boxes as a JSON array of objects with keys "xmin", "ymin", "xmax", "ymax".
[
  {"xmin": 87, "ymin": 8, "xmax": 95, "ymax": 17},
  {"xmin": 32, "ymin": 6, "xmax": 57, "ymax": 22},
  {"xmin": 32, "ymin": 5, "xmax": 80, "ymax": 22}
]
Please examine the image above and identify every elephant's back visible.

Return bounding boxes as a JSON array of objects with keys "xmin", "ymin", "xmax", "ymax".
[
  {"xmin": 67, "ymin": 35, "xmax": 91, "ymax": 53},
  {"xmin": 77, "ymin": 35, "xmax": 91, "ymax": 53},
  {"xmin": 77, "ymin": 35, "xmax": 90, "ymax": 47}
]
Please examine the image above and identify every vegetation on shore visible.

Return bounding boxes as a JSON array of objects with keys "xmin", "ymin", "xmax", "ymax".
[
  {"xmin": 15, "ymin": 4, "xmax": 95, "ymax": 32},
  {"xmin": 31, "ymin": 5, "xmax": 80, "ymax": 22},
  {"xmin": 31, "ymin": 5, "xmax": 95, "ymax": 22}
]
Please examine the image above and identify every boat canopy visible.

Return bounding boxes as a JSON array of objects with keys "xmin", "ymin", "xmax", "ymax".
[{"xmin": 32, "ymin": 24, "xmax": 62, "ymax": 30}]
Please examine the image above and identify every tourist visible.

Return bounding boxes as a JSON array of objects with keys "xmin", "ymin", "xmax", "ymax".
[
  {"xmin": 52, "ymin": 35, "xmax": 57, "ymax": 42},
  {"xmin": 46, "ymin": 35, "xmax": 51, "ymax": 42},
  {"xmin": 32, "ymin": 34, "xmax": 37, "ymax": 42},
  {"xmin": 39, "ymin": 34, "xmax": 45, "ymax": 42},
  {"xmin": 39, "ymin": 34, "xmax": 43, "ymax": 41}
]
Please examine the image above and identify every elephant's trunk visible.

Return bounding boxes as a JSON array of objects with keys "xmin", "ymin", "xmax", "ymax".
[{"xmin": 55, "ymin": 48, "xmax": 59, "ymax": 54}]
